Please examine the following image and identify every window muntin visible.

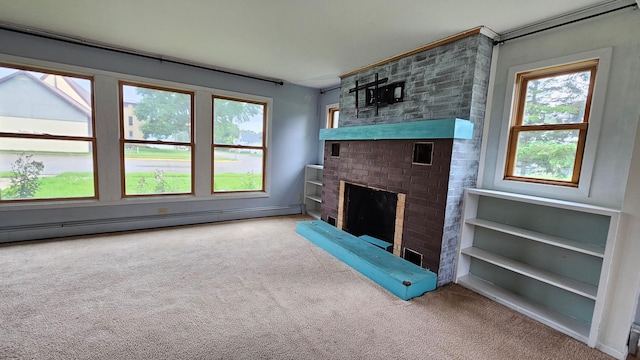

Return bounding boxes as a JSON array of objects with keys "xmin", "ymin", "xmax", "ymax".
[
  {"xmin": 505, "ymin": 60, "xmax": 597, "ymax": 187},
  {"xmin": 0, "ymin": 65, "xmax": 97, "ymax": 201},
  {"xmin": 120, "ymin": 82, "xmax": 194, "ymax": 196},
  {"xmin": 212, "ymin": 96, "xmax": 266, "ymax": 193}
]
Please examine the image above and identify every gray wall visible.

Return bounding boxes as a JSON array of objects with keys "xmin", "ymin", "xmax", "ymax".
[{"xmin": 0, "ymin": 28, "xmax": 321, "ymax": 241}]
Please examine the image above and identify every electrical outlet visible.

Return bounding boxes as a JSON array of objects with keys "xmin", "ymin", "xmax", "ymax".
[
  {"xmin": 158, "ymin": 208, "xmax": 169, "ymax": 214},
  {"xmin": 298, "ymin": 194, "xmax": 302, "ymax": 201}
]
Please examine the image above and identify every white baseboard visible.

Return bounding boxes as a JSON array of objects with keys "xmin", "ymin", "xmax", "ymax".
[{"xmin": 596, "ymin": 342, "xmax": 627, "ymax": 360}]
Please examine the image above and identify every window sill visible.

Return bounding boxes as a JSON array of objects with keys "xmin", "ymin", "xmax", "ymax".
[{"xmin": 492, "ymin": 177, "xmax": 589, "ymax": 201}]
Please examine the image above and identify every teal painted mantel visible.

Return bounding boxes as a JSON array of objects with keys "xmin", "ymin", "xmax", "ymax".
[{"xmin": 319, "ymin": 118, "xmax": 473, "ymax": 141}]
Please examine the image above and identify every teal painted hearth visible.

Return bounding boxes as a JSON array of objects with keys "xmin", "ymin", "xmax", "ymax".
[
  {"xmin": 296, "ymin": 220, "xmax": 437, "ymax": 300},
  {"xmin": 318, "ymin": 118, "xmax": 473, "ymax": 141}
]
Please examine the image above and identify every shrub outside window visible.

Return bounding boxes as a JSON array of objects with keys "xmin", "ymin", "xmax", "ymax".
[
  {"xmin": 212, "ymin": 96, "xmax": 266, "ymax": 193},
  {"xmin": 0, "ymin": 64, "xmax": 97, "ymax": 202},
  {"xmin": 504, "ymin": 60, "xmax": 598, "ymax": 187},
  {"xmin": 120, "ymin": 82, "xmax": 194, "ymax": 196}
]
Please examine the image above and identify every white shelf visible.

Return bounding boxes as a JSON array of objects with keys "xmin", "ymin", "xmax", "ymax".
[
  {"xmin": 464, "ymin": 188, "xmax": 619, "ymax": 216},
  {"xmin": 306, "ymin": 194, "xmax": 322, "ymax": 203},
  {"xmin": 304, "ymin": 165, "xmax": 323, "ymax": 220},
  {"xmin": 456, "ymin": 188, "xmax": 621, "ymax": 347},
  {"xmin": 465, "ymin": 218, "xmax": 605, "ymax": 258},
  {"xmin": 457, "ymin": 274, "xmax": 590, "ymax": 343},
  {"xmin": 461, "ymin": 247, "xmax": 597, "ymax": 299},
  {"xmin": 307, "ymin": 209, "xmax": 320, "ymax": 219}
]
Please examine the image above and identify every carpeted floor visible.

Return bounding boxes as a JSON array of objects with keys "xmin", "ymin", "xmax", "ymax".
[{"xmin": 0, "ymin": 215, "xmax": 613, "ymax": 359}]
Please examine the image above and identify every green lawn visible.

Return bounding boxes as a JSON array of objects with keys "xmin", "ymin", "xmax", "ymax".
[
  {"xmin": 125, "ymin": 171, "xmax": 192, "ymax": 195},
  {"xmin": 1, "ymin": 171, "xmax": 263, "ymax": 199},
  {"xmin": 0, "ymin": 172, "xmax": 96, "ymax": 199},
  {"xmin": 36, "ymin": 172, "xmax": 96, "ymax": 198},
  {"xmin": 213, "ymin": 172, "xmax": 263, "ymax": 191}
]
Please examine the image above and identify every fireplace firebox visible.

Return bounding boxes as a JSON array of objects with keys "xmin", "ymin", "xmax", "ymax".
[{"xmin": 344, "ymin": 183, "xmax": 397, "ymax": 247}]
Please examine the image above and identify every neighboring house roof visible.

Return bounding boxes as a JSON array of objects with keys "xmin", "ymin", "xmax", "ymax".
[
  {"xmin": 41, "ymin": 73, "xmax": 92, "ymax": 109},
  {"xmin": 0, "ymin": 71, "xmax": 91, "ymax": 120},
  {"xmin": 239, "ymin": 131, "xmax": 262, "ymax": 145}
]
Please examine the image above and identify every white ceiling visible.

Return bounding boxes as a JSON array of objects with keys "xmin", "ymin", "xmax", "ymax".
[{"xmin": 0, "ymin": 0, "xmax": 619, "ymax": 89}]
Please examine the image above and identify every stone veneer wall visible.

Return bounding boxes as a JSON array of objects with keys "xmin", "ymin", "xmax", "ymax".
[{"xmin": 326, "ymin": 33, "xmax": 493, "ymax": 286}]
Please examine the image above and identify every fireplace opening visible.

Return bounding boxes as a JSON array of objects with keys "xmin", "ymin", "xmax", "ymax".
[{"xmin": 344, "ymin": 183, "xmax": 397, "ymax": 245}]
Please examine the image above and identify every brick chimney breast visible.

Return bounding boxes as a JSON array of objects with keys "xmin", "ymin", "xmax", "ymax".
[{"xmin": 322, "ymin": 33, "xmax": 493, "ymax": 286}]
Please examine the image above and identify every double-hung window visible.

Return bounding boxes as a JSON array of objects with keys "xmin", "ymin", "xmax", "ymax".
[
  {"xmin": 327, "ymin": 106, "xmax": 339, "ymax": 128},
  {"xmin": 0, "ymin": 65, "xmax": 97, "ymax": 201},
  {"xmin": 504, "ymin": 60, "xmax": 598, "ymax": 187},
  {"xmin": 212, "ymin": 96, "xmax": 266, "ymax": 193},
  {"xmin": 120, "ymin": 82, "xmax": 194, "ymax": 196}
]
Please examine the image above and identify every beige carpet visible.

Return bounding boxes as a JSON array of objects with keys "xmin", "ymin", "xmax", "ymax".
[{"xmin": 0, "ymin": 215, "xmax": 612, "ymax": 359}]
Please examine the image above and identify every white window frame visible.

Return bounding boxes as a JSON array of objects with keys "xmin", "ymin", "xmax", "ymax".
[{"xmin": 493, "ymin": 47, "xmax": 612, "ymax": 198}]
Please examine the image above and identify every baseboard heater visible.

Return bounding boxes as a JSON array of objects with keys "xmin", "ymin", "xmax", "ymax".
[{"xmin": 0, "ymin": 204, "xmax": 302, "ymax": 243}]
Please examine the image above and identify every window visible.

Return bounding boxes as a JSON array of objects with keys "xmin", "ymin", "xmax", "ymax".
[
  {"xmin": 212, "ymin": 96, "xmax": 266, "ymax": 193},
  {"xmin": 504, "ymin": 60, "xmax": 598, "ymax": 187},
  {"xmin": 120, "ymin": 82, "xmax": 194, "ymax": 196},
  {"xmin": 0, "ymin": 64, "xmax": 97, "ymax": 202},
  {"xmin": 327, "ymin": 106, "xmax": 339, "ymax": 128},
  {"xmin": 128, "ymin": 116, "xmax": 133, "ymax": 125}
]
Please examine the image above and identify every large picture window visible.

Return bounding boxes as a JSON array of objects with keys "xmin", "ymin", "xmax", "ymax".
[
  {"xmin": 504, "ymin": 60, "xmax": 598, "ymax": 187},
  {"xmin": 0, "ymin": 65, "xmax": 97, "ymax": 202},
  {"xmin": 120, "ymin": 82, "xmax": 194, "ymax": 196},
  {"xmin": 212, "ymin": 96, "xmax": 266, "ymax": 193}
]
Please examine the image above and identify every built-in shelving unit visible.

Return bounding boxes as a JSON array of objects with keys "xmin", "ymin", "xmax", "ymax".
[
  {"xmin": 304, "ymin": 165, "xmax": 323, "ymax": 220},
  {"xmin": 455, "ymin": 188, "xmax": 620, "ymax": 347}
]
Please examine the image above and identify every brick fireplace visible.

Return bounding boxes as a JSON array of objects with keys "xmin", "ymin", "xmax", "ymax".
[
  {"xmin": 320, "ymin": 29, "xmax": 493, "ymax": 285},
  {"xmin": 321, "ymin": 132, "xmax": 461, "ymax": 285}
]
